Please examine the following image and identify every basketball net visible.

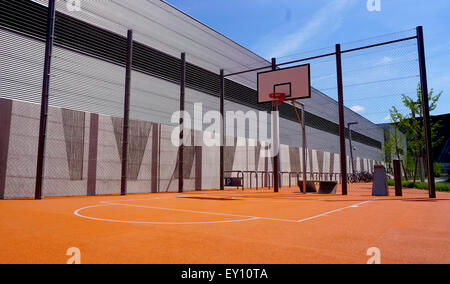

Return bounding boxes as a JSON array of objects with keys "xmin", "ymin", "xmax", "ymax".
[{"xmin": 269, "ymin": 93, "xmax": 285, "ymax": 108}]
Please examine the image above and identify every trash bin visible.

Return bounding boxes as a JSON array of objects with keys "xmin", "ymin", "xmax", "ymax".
[{"xmin": 372, "ymin": 165, "xmax": 388, "ymax": 196}]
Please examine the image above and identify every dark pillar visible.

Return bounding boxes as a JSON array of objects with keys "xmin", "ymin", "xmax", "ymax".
[
  {"xmin": 151, "ymin": 123, "xmax": 160, "ymax": 193},
  {"xmin": 416, "ymin": 26, "xmax": 436, "ymax": 199},
  {"xmin": 87, "ymin": 114, "xmax": 99, "ymax": 196},
  {"xmin": 179, "ymin": 52, "xmax": 186, "ymax": 193},
  {"xmin": 348, "ymin": 125, "xmax": 355, "ymax": 174},
  {"xmin": 121, "ymin": 29, "xmax": 133, "ymax": 196},
  {"xmin": 220, "ymin": 69, "xmax": 225, "ymax": 191},
  {"xmin": 393, "ymin": 160, "xmax": 403, "ymax": 197},
  {"xmin": 272, "ymin": 58, "xmax": 280, "ymax": 193},
  {"xmin": 35, "ymin": 0, "xmax": 56, "ymax": 200},
  {"xmin": 195, "ymin": 146, "xmax": 202, "ymax": 191},
  {"xmin": 0, "ymin": 99, "xmax": 12, "ymax": 199},
  {"xmin": 336, "ymin": 44, "xmax": 348, "ymax": 195}
]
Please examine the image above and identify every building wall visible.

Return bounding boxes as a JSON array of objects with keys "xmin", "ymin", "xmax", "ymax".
[
  {"xmin": 0, "ymin": 1, "xmax": 384, "ymax": 199},
  {"xmin": 0, "ymin": 27, "xmax": 383, "ymax": 160},
  {"xmin": 0, "ymin": 98, "xmax": 378, "ymax": 199},
  {"xmin": 33, "ymin": 0, "xmax": 268, "ymax": 88}
]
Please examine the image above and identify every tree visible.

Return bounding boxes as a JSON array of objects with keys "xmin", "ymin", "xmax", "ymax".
[
  {"xmin": 380, "ymin": 129, "xmax": 394, "ymax": 172},
  {"xmin": 390, "ymin": 84, "xmax": 443, "ymax": 181},
  {"xmin": 386, "ymin": 109, "xmax": 409, "ymax": 178}
]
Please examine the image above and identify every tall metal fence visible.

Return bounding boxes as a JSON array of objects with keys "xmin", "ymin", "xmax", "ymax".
[
  {"xmin": 222, "ymin": 27, "xmax": 435, "ymax": 198},
  {"xmin": 0, "ymin": 0, "xmax": 436, "ymax": 199}
]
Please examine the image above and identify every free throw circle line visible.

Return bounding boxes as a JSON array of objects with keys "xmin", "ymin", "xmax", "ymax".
[
  {"xmin": 74, "ymin": 204, "xmax": 260, "ymax": 225},
  {"xmin": 102, "ymin": 201, "xmax": 299, "ymax": 223}
]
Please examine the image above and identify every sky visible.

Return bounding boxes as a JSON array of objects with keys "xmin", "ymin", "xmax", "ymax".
[{"xmin": 164, "ymin": 0, "xmax": 449, "ymax": 122}]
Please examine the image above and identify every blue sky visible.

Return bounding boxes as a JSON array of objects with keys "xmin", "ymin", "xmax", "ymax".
[{"xmin": 165, "ymin": 0, "xmax": 449, "ymax": 120}]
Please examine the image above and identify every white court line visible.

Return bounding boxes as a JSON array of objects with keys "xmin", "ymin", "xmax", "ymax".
[
  {"xmin": 296, "ymin": 200, "xmax": 376, "ymax": 223},
  {"xmin": 74, "ymin": 198, "xmax": 376, "ymax": 225},
  {"xmin": 102, "ymin": 201, "xmax": 297, "ymax": 223},
  {"xmin": 74, "ymin": 204, "xmax": 260, "ymax": 225}
]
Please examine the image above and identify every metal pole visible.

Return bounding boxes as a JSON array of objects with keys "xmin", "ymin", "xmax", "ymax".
[
  {"xmin": 291, "ymin": 100, "xmax": 307, "ymax": 194},
  {"xmin": 301, "ymin": 104, "xmax": 307, "ymax": 194},
  {"xmin": 393, "ymin": 160, "xmax": 403, "ymax": 197},
  {"xmin": 178, "ymin": 52, "xmax": 186, "ymax": 193},
  {"xmin": 416, "ymin": 26, "xmax": 436, "ymax": 199},
  {"xmin": 35, "ymin": 0, "xmax": 56, "ymax": 200},
  {"xmin": 336, "ymin": 44, "xmax": 348, "ymax": 195},
  {"xmin": 412, "ymin": 103, "xmax": 424, "ymax": 182},
  {"xmin": 220, "ymin": 69, "xmax": 225, "ymax": 191},
  {"xmin": 120, "ymin": 29, "xmax": 133, "ymax": 196},
  {"xmin": 348, "ymin": 122, "xmax": 358, "ymax": 174},
  {"xmin": 272, "ymin": 58, "xmax": 280, "ymax": 193},
  {"xmin": 348, "ymin": 124, "xmax": 354, "ymax": 174}
]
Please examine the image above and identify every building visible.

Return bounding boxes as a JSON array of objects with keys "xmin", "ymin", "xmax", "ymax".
[
  {"xmin": 0, "ymin": 0, "xmax": 383, "ymax": 198},
  {"xmin": 433, "ymin": 114, "xmax": 450, "ymax": 173}
]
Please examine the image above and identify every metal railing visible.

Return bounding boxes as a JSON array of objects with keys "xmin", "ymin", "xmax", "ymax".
[
  {"xmin": 225, "ymin": 170, "xmax": 345, "ymax": 191},
  {"xmin": 223, "ymin": 171, "xmax": 245, "ymax": 190}
]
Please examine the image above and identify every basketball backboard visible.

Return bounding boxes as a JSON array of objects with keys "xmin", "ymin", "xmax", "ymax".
[{"xmin": 257, "ymin": 64, "xmax": 311, "ymax": 103}]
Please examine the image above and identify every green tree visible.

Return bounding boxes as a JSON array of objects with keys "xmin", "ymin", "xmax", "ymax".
[
  {"xmin": 390, "ymin": 84, "xmax": 443, "ymax": 181},
  {"xmin": 386, "ymin": 109, "xmax": 408, "ymax": 178},
  {"xmin": 380, "ymin": 129, "xmax": 394, "ymax": 172}
]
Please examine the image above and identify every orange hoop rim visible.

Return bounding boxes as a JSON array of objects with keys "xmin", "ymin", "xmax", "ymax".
[{"xmin": 269, "ymin": 92, "xmax": 286, "ymax": 102}]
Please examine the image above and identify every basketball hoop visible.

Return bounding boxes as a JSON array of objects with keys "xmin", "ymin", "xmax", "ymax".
[
  {"xmin": 257, "ymin": 64, "xmax": 311, "ymax": 104},
  {"xmin": 269, "ymin": 93, "xmax": 286, "ymax": 102}
]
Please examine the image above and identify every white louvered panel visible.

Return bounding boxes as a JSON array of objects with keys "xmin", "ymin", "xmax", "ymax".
[
  {"xmin": 0, "ymin": 29, "xmax": 45, "ymax": 104},
  {"xmin": 33, "ymin": 0, "xmax": 269, "ymax": 89},
  {"xmin": 49, "ymin": 45, "xmax": 126, "ymax": 118},
  {"xmin": 129, "ymin": 69, "xmax": 221, "ymax": 127}
]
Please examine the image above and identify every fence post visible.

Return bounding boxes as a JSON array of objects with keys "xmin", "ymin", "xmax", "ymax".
[
  {"xmin": 120, "ymin": 29, "xmax": 133, "ymax": 196},
  {"xmin": 179, "ymin": 52, "xmax": 186, "ymax": 193},
  {"xmin": 336, "ymin": 44, "xmax": 348, "ymax": 196},
  {"xmin": 220, "ymin": 69, "xmax": 225, "ymax": 191},
  {"xmin": 416, "ymin": 26, "xmax": 436, "ymax": 199},
  {"xmin": 271, "ymin": 58, "xmax": 280, "ymax": 193},
  {"xmin": 393, "ymin": 160, "xmax": 403, "ymax": 197},
  {"xmin": 35, "ymin": 0, "xmax": 56, "ymax": 200}
]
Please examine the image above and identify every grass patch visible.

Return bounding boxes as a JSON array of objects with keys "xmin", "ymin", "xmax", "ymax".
[{"xmin": 387, "ymin": 180, "xmax": 450, "ymax": 192}]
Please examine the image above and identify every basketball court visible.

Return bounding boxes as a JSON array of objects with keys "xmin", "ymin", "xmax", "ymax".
[
  {"xmin": 0, "ymin": 0, "xmax": 445, "ymax": 265},
  {"xmin": 1, "ymin": 184, "xmax": 449, "ymax": 264}
]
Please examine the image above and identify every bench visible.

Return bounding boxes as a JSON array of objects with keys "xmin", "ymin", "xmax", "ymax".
[{"xmin": 297, "ymin": 180, "xmax": 338, "ymax": 194}]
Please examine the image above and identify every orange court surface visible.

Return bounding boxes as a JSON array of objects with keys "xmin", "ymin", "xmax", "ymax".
[{"xmin": 0, "ymin": 183, "xmax": 449, "ymax": 264}]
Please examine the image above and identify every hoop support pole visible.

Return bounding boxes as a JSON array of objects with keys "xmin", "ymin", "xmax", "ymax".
[{"xmin": 291, "ymin": 101, "xmax": 307, "ymax": 194}]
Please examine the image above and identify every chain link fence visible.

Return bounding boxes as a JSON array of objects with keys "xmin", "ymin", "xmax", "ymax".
[{"xmin": 0, "ymin": 1, "xmax": 436, "ymax": 199}]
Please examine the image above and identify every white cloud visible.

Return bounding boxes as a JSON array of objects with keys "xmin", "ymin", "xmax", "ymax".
[
  {"xmin": 351, "ymin": 105, "xmax": 365, "ymax": 113},
  {"xmin": 378, "ymin": 56, "xmax": 393, "ymax": 65},
  {"xmin": 258, "ymin": 0, "xmax": 357, "ymax": 59},
  {"xmin": 383, "ymin": 115, "xmax": 392, "ymax": 122}
]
